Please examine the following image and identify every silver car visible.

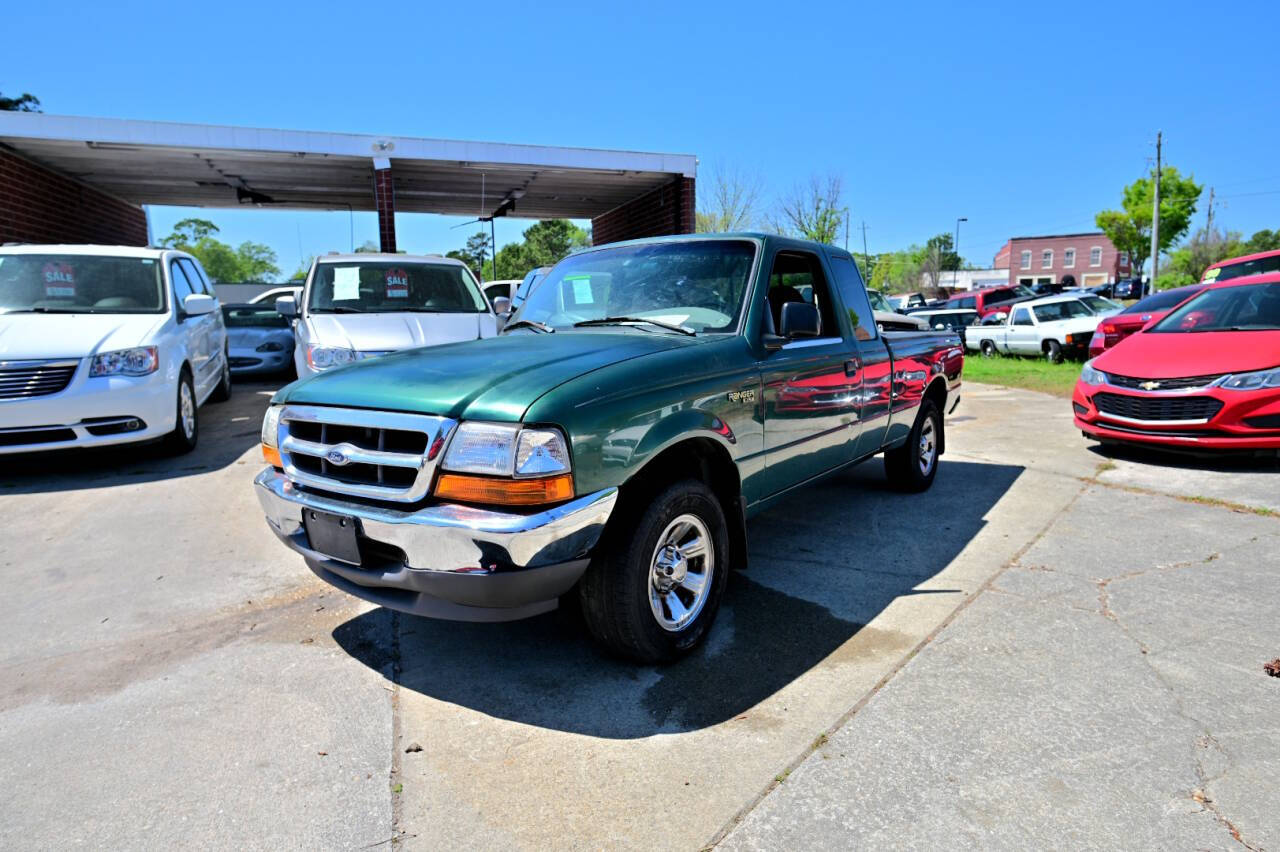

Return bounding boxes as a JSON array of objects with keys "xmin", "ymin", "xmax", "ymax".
[{"xmin": 222, "ymin": 304, "xmax": 295, "ymax": 376}]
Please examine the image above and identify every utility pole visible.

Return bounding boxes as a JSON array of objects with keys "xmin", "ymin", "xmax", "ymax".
[
  {"xmin": 1149, "ymin": 131, "xmax": 1162, "ymax": 285},
  {"xmin": 1205, "ymin": 186, "xmax": 1215, "ymax": 239},
  {"xmin": 860, "ymin": 221, "xmax": 871, "ymax": 283},
  {"xmin": 953, "ymin": 217, "xmax": 967, "ymax": 291}
]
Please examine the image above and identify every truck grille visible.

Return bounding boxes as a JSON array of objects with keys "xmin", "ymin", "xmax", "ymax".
[
  {"xmin": 1093, "ymin": 392, "xmax": 1223, "ymax": 423},
  {"xmin": 1106, "ymin": 372, "xmax": 1223, "ymax": 391},
  {"xmin": 276, "ymin": 405, "xmax": 456, "ymax": 502},
  {"xmin": 0, "ymin": 360, "xmax": 78, "ymax": 400}
]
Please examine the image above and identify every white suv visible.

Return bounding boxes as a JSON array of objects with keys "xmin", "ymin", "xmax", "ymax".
[
  {"xmin": 277, "ymin": 253, "xmax": 498, "ymax": 378},
  {"xmin": 0, "ymin": 244, "xmax": 231, "ymax": 454}
]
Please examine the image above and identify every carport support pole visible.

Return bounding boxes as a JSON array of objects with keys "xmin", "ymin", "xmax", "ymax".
[{"xmin": 373, "ymin": 157, "xmax": 397, "ymax": 253}]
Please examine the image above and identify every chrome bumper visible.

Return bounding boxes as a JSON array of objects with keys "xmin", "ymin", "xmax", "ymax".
[{"xmin": 254, "ymin": 468, "xmax": 617, "ymax": 620}]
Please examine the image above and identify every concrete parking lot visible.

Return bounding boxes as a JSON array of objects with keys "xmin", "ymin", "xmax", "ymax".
[{"xmin": 1, "ymin": 381, "xmax": 1276, "ymax": 850}]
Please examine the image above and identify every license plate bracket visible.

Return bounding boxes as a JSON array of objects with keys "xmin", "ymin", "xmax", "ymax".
[{"xmin": 302, "ymin": 508, "xmax": 362, "ymax": 565}]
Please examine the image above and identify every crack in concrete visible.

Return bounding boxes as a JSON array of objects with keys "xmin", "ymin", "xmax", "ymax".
[{"xmin": 1091, "ymin": 554, "xmax": 1263, "ymax": 852}]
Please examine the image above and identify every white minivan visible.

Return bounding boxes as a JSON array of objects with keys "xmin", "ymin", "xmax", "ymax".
[
  {"xmin": 278, "ymin": 253, "xmax": 499, "ymax": 378},
  {"xmin": 0, "ymin": 244, "xmax": 231, "ymax": 454}
]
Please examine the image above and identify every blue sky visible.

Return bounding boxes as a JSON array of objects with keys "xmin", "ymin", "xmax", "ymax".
[{"xmin": 6, "ymin": 0, "xmax": 1276, "ymax": 278}]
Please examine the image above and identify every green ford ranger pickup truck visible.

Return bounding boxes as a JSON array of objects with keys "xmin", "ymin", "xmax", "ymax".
[{"xmin": 256, "ymin": 234, "xmax": 964, "ymax": 662}]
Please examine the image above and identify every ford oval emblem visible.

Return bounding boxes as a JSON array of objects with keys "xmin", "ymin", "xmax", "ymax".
[{"xmin": 326, "ymin": 448, "xmax": 351, "ymax": 466}]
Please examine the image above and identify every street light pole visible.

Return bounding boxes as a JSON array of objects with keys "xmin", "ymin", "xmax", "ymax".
[{"xmin": 953, "ymin": 217, "xmax": 967, "ymax": 291}]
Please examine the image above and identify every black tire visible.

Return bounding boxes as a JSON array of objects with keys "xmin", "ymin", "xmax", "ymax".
[
  {"xmin": 884, "ymin": 399, "xmax": 942, "ymax": 492},
  {"xmin": 162, "ymin": 371, "xmax": 199, "ymax": 455},
  {"xmin": 1045, "ymin": 339, "xmax": 1064, "ymax": 363},
  {"xmin": 208, "ymin": 349, "xmax": 232, "ymax": 402},
  {"xmin": 578, "ymin": 479, "xmax": 730, "ymax": 664},
  {"xmin": 980, "ymin": 339, "xmax": 997, "ymax": 358}
]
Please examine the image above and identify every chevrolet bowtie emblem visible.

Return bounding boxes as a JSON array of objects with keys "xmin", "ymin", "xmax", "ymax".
[{"xmin": 1139, "ymin": 380, "xmax": 1162, "ymax": 391}]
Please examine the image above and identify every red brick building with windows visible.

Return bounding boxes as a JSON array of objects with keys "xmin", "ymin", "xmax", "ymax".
[{"xmin": 994, "ymin": 233, "xmax": 1131, "ymax": 289}]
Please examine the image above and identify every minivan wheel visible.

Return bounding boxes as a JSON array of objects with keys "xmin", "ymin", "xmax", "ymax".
[
  {"xmin": 162, "ymin": 371, "xmax": 199, "ymax": 455},
  {"xmin": 579, "ymin": 479, "xmax": 730, "ymax": 663},
  {"xmin": 884, "ymin": 399, "xmax": 942, "ymax": 492}
]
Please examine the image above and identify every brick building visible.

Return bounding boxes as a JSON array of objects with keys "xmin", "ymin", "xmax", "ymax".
[{"xmin": 994, "ymin": 233, "xmax": 1131, "ymax": 289}]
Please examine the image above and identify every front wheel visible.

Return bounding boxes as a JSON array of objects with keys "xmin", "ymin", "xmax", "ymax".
[
  {"xmin": 162, "ymin": 371, "xmax": 199, "ymax": 455},
  {"xmin": 884, "ymin": 399, "xmax": 942, "ymax": 492},
  {"xmin": 578, "ymin": 479, "xmax": 730, "ymax": 663},
  {"xmin": 1044, "ymin": 339, "xmax": 1064, "ymax": 363}
]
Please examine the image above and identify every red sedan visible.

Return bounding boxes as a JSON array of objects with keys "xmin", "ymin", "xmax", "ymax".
[
  {"xmin": 1087, "ymin": 283, "xmax": 1208, "ymax": 358},
  {"xmin": 1073, "ymin": 274, "xmax": 1280, "ymax": 452}
]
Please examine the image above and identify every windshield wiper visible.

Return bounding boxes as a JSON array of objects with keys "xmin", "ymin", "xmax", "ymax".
[
  {"xmin": 2, "ymin": 306, "xmax": 83, "ymax": 314},
  {"xmin": 503, "ymin": 318, "xmax": 555, "ymax": 334},
  {"xmin": 316, "ymin": 306, "xmax": 366, "ymax": 313},
  {"xmin": 573, "ymin": 316, "xmax": 695, "ymax": 336}
]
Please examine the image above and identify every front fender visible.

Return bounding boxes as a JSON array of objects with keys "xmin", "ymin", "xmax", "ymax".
[{"xmin": 628, "ymin": 406, "xmax": 736, "ymax": 471}]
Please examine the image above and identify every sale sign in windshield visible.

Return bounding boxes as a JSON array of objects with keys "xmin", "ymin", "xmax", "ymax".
[
  {"xmin": 43, "ymin": 262, "xmax": 76, "ymax": 298},
  {"xmin": 385, "ymin": 268, "xmax": 409, "ymax": 299}
]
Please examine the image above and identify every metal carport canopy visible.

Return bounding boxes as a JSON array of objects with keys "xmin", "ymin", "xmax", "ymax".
[{"xmin": 0, "ymin": 112, "xmax": 696, "ymax": 219}]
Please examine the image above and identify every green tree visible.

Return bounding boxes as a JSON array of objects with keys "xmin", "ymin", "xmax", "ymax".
[
  {"xmin": 446, "ymin": 232, "xmax": 493, "ymax": 276},
  {"xmin": 474, "ymin": 219, "xmax": 590, "ymax": 280},
  {"xmin": 769, "ymin": 174, "xmax": 845, "ymax": 244},
  {"xmin": 290, "ymin": 255, "xmax": 316, "ymax": 280},
  {"xmin": 1165, "ymin": 227, "xmax": 1242, "ymax": 283},
  {"xmin": 0, "ymin": 90, "xmax": 41, "ymax": 112},
  {"xmin": 1241, "ymin": 228, "xmax": 1280, "ymax": 254},
  {"xmin": 696, "ymin": 165, "xmax": 763, "ymax": 233},
  {"xmin": 920, "ymin": 233, "xmax": 961, "ymax": 289},
  {"xmin": 869, "ymin": 247, "xmax": 925, "ymax": 294},
  {"xmin": 158, "ymin": 218, "xmax": 280, "ymax": 282},
  {"xmin": 354, "ymin": 240, "xmax": 380, "ymax": 253},
  {"xmin": 1095, "ymin": 166, "xmax": 1202, "ymax": 277}
]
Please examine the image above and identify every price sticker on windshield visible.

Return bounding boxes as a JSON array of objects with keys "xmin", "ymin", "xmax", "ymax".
[
  {"xmin": 43, "ymin": 262, "xmax": 76, "ymax": 298},
  {"xmin": 385, "ymin": 268, "xmax": 409, "ymax": 298}
]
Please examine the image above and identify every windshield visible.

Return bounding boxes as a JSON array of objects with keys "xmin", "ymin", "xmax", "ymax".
[
  {"xmin": 1121, "ymin": 286, "xmax": 1205, "ymax": 315},
  {"xmin": 513, "ymin": 267, "xmax": 549, "ymax": 304},
  {"xmin": 1152, "ymin": 283, "xmax": 1280, "ymax": 333},
  {"xmin": 306, "ymin": 261, "xmax": 488, "ymax": 314},
  {"xmin": 509, "ymin": 240, "xmax": 757, "ymax": 333},
  {"xmin": 1032, "ymin": 300, "xmax": 1094, "ymax": 322},
  {"xmin": 1077, "ymin": 294, "xmax": 1121, "ymax": 314},
  {"xmin": 223, "ymin": 305, "xmax": 289, "ymax": 328},
  {"xmin": 0, "ymin": 254, "xmax": 165, "ymax": 314},
  {"xmin": 867, "ymin": 290, "xmax": 892, "ymax": 312},
  {"xmin": 1205, "ymin": 253, "xmax": 1280, "ymax": 282}
]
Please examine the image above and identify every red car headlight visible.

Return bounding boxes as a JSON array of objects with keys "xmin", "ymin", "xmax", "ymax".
[{"xmin": 1216, "ymin": 367, "xmax": 1280, "ymax": 390}]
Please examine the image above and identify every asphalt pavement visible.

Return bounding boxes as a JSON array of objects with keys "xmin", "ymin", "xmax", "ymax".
[{"xmin": 0, "ymin": 379, "xmax": 1275, "ymax": 850}]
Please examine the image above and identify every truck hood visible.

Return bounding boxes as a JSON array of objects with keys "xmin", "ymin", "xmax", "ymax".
[
  {"xmin": 1095, "ymin": 329, "xmax": 1280, "ymax": 377},
  {"xmin": 0, "ymin": 313, "xmax": 165, "ymax": 360},
  {"xmin": 303, "ymin": 312, "xmax": 493, "ymax": 352},
  {"xmin": 279, "ymin": 329, "xmax": 703, "ymax": 421}
]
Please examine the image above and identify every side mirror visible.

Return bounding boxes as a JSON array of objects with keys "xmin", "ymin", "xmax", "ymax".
[
  {"xmin": 780, "ymin": 301, "xmax": 820, "ymax": 339},
  {"xmin": 275, "ymin": 296, "xmax": 298, "ymax": 318},
  {"xmin": 183, "ymin": 293, "xmax": 216, "ymax": 316},
  {"xmin": 492, "ymin": 296, "xmax": 511, "ymax": 315}
]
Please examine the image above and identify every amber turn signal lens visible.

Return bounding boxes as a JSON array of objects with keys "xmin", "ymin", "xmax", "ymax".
[
  {"xmin": 435, "ymin": 473, "xmax": 574, "ymax": 506},
  {"xmin": 262, "ymin": 444, "xmax": 283, "ymax": 469}
]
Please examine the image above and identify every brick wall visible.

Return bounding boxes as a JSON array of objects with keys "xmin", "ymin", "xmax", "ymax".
[
  {"xmin": 591, "ymin": 177, "xmax": 695, "ymax": 246},
  {"xmin": 1006, "ymin": 233, "xmax": 1132, "ymax": 287},
  {"xmin": 372, "ymin": 167, "xmax": 397, "ymax": 253},
  {"xmin": 0, "ymin": 148, "xmax": 148, "ymax": 246}
]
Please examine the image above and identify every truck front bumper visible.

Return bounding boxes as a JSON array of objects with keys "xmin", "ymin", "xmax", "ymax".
[{"xmin": 254, "ymin": 468, "xmax": 617, "ymax": 621}]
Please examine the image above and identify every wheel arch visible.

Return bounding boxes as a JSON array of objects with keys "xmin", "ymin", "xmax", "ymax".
[
  {"xmin": 616, "ymin": 436, "xmax": 748, "ymax": 573},
  {"xmin": 923, "ymin": 376, "xmax": 948, "ymax": 455}
]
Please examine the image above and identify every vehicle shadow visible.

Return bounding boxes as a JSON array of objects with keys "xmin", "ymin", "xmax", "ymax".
[
  {"xmin": 0, "ymin": 380, "xmax": 282, "ymax": 495},
  {"xmin": 1088, "ymin": 442, "xmax": 1280, "ymax": 472},
  {"xmin": 332, "ymin": 457, "xmax": 1024, "ymax": 738}
]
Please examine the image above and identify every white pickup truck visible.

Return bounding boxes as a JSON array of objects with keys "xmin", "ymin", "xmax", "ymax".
[
  {"xmin": 965, "ymin": 295, "xmax": 1104, "ymax": 362},
  {"xmin": 277, "ymin": 253, "xmax": 499, "ymax": 378}
]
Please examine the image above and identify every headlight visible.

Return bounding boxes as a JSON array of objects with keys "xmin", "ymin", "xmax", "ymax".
[
  {"xmin": 441, "ymin": 423, "xmax": 571, "ymax": 477},
  {"xmin": 261, "ymin": 404, "xmax": 284, "ymax": 448},
  {"xmin": 1080, "ymin": 360, "xmax": 1106, "ymax": 386},
  {"xmin": 305, "ymin": 345, "xmax": 355, "ymax": 370},
  {"xmin": 256, "ymin": 341, "xmax": 285, "ymax": 352},
  {"xmin": 89, "ymin": 346, "xmax": 159, "ymax": 377},
  {"xmin": 1216, "ymin": 366, "xmax": 1280, "ymax": 391}
]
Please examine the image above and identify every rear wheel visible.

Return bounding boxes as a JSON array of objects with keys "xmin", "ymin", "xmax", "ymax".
[
  {"xmin": 162, "ymin": 371, "xmax": 199, "ymax": 455},
  {"xmin": 1044, "ymin": 340, "xmax": 1064, "ymax": 363},
  {"xmin": 579, "ymin": 479, "xmax": 729, "ymax": 663},
  {"xmin": 980, "ymin": 340, "xmax": 997, "ymax": 358},
  {"xmin": 885, "ymin": 399, "xmax": 942, "ymax": 492},
  {"xmin": 208, "ymin": 349, "xmax": 232, "ymax": 402}
]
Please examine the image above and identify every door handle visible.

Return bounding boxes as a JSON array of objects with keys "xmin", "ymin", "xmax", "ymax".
[{"xmin": 844, "ymin": 357, "xmax": 861, "ymax": 376}]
